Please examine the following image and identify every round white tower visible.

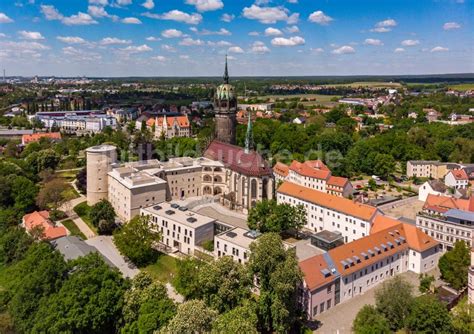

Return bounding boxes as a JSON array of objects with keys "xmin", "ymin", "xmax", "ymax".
[{"xmin": 86, "ymin": 145, "xmax": 117, "ymax": 206}]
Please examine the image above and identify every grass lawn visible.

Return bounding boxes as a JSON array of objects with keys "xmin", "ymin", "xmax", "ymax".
[
  {"xmin": 449, "ymin": 83, "xmax": 474, "ymax": 91},
  {"xmin": 142, "ymin": 255, "xmax": 178, "ymax": 283},
  {"xmin": 61, "ymin": 219, "xmax": 87, "ymax": 240},
  {"xmin": 73, "ymin": 202, "xmax": 97, "ymax": 233},
  {"xmin": 62, "ymin": 184, "xmax": 80, "ymax": 201},
  {"xmin": 56, "ymin": 170, "xmax": 79, "ymax": 181}
]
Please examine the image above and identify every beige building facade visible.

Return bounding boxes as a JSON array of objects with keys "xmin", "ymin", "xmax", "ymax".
[{"xmin": 86, "ymin": 145, "xmax": 117, "ymax": 206}]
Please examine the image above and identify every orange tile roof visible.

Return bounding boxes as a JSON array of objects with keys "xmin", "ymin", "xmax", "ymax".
[
  {"xmin": 289, "ymin": 160, "xmax": 330, "ymax": 180},
  {"xmin": 278, "ymin": 181, "xmax": 378, "ymax": 221},
  {"xmin": 449, "ymin": 169, "xmax": 468, "ymax": 180},
  {"xmin": 148, "ymin": 116, "xmax": 190, "ymax": 128},
  {"xmin": 327, "ymin": 176, "xmax": 349, "ymax": 188},
  {"xmin": 299, "ymin": 254, "xmax": 335, "ymax": 290},
  {"xmin": 22, "ymin": 132, "xmax": 61, "ymax": 144},
  {"xmin": 23, "ymin": 211, "xmax": 67, "ymax": 240},
  {"xmin": 273, "ymin": 162, "xmax": 289, "ymax": 177},
  {"xmin": 423, "ymin": 194, "xmax": 472, "ymax": 213},
  {"xmin": 146, "ymin": 118, "xmax": 155, "ymax": 127}
]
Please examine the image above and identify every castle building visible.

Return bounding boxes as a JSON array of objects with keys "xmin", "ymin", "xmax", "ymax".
[{"xmin": 214, "ymin": 56, "xmax": 237, "ymax": 145}]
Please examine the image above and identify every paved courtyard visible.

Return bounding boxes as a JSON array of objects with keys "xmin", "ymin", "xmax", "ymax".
[
  {"xmin": 195, "ymin": 204, "xmax": 248, "ymax": 229},
  {"xmin": 379, "ymin": 197, "xmax": 424, "ymax": 220}
]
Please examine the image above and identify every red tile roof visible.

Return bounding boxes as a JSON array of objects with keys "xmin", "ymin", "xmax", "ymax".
[
  {"xmin": 449, "ymin": 169, "xmax": 468, "ymax": 180},
  {"xmin": 299, "ymin": 254, "xmax": 334, "ymax": 290},
  {"xmin": 22, "ymin": 132, "xmax": 61, "ymax": 145},
  {"xmin": 289, "ymin": 160, "xmax": 330, "ymax": 180},
  {"xmin": 148, "ymin": 115, "xmax": 190, "ymax": 128},
  {"xmin": 327, "ymin": 176, "xmax": 349, "ymax": 188},
  {"xmin": 204, "ymin": 140, "xmax": 272, "ymax": 177},
  {"xmin": 22, "ymin": 211, "xmax": 67, "ymax": 240},
  {"xmin": 423, "ymin": 194, "xmax": 473, "ymax": 213},
  {"xmin": 278, "ymin": 181, "xmax": 379, "ymax": 221},
  {"xmin": 273, "ymin": 162, "xmax": 289, "ymax": 177}
]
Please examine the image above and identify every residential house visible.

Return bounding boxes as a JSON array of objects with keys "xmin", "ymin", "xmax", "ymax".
[
  {"xmin": 22, "ymin": 211, "xmax": 67, "ymax": 240},
  {"xmin": 418, "ymin": 180, "xmax": 449, "ymax": 202},
  {"xmin": 445, "ymin": 169, "xmax": 469, "ymax": 190}
]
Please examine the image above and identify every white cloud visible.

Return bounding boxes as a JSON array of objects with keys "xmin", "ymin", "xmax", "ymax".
[
  {"xmin": 161, "ymin": 44, "xmax": 176, "ymax": 52},
  {"xmin": 62, "ymin": 12, "xmax": 98, "ymax": 25},
  {"xmin": 18, "ymin": 31, "xmax": 44, "ymax": 40},
  {"xmin": 41, "ymin": 5, "xmax": 64, "ymax": 20},
  {"xmin": 151, "ymin": 55, "xmax": 167, "ymax": 61},
  {"xmin": 191, "ymin": 27, "xmax": 231, "ymax": 35},
  {"xmin": 122, "ymin": 17, "xmax": 142, "ymax": 24},
  {"xmin": 89, "ymin": 0, "xmax": 108, "ymax": 5},
  {"xmin": 142, "ymin": 0, "xmax": 154, "ymax": 10},
  {"xmin": 208, "ymin": 40, "xmax": 232, "ymax": 47},
  {"xmin": 185, "ymin": 0, "xmax": 223, "ymax": 12},
  {"xmin": 364, "ymin": 38, "xmax": 383, "ymax": 46},
  {"xmin": 88, "ymin": 5, "xmax": 109, "ymax": 18},
  {"xmin": 285, "ymin": 25, "xmax": 299, "ymax": 33},
  {"xmin": 220, "ymin": 13, "xmax": 235, "ymax": 22},
  {"xmin": 288, "ymin": 0, "xmax": 298, "ymax": 3},
  {"xmin": 431, "ymin": 46, "xmax": 449, "ymax": 52},
  {"xmin": 121, "ymin": 44, "xmax": 152, "ymax": 53},
  {"xmin": 248, "ymin": 31, "xmax": 259, "ymax": 36},
  {"xmin": 250, "ymin": 41, "xmax": 270, "ymax": 54},
  {"xmin": 100, "ymin": 37, "xmax": 132, "ymax": 45},
  {"xmin": 0, "ymin": 13, "xmax": 14, "ymax": 23},
  {"xmin": 179, "ymin": 37, "xmax": 205, "ymax": 46},
  {"xmin": 331, "ymin": 45, "xmax": 355, "ymax": 54},
  {"xmin": 310, "ymin": 47, "xmax": 324, "ymax": 53},
  {"xmin": 242, "ymin": 5, "xmax": 292, "ymax": 24},
  {"xmin": 0, "ymin": 33, "xmax": 7, "ymax": 38},
  {"xmin": 443, "ymin": 22, "xmax": 461, "ymax": 30},
  {"xmin": 401, "ymin": 39, "xmax": 419, "ymax": 46},
  {"xmin": 62, "ymin": 46, "xmax": 101, "ymax": 61},
  {"xmin": 57, "ymin": 36, "xmax": 87, "ymax": 44},
  {"xmin": 116, "ymin": 0, "xmax": 132, "ymax": 5},
  {"xmin": 371, "ymin": 18, "xmax": 397, "ymax": 32},
  {"xmin": 149, "ymin": 10, "xmax": 203, "ymax": 25},
  {"xmin": 161, "ymin": 29, "xmax": 183, "ymax": 38},
  {"xmin": 146, "ymin": 36, "xmax": 160, "ymax": 41},
  {"xmin": 228, "ymin": 46, "xmax": 244, "ymax": 53},
  {"xmin": 394, "ymin": 47, "xmax": 405, "ymax": 53},
  {"xmin": 308, "ymin": 11, "xmax": 333, "ymax": 25},
  {"xmin": 287, "ymin": 13, "xmax": 299, "ymax": 24},
  {"xmin": 264, "ymin": 27, "xmax": 283, "ymax": 36},
  {"xmin": 271, "ymin": 36, "xmax": 305, "ymax": 46}
]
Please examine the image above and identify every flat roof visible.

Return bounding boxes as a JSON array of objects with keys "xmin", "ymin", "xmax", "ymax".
[
  {"xmin": 445, "ymin": 209, "xmax": 474, "ymax": 222},
  {"xmin": 86, "ymin": 144, "xmax": 116, "ymax": 153},
  {"xmin": 108, "ymin": 169, "xmax": 166, "ymax": 189},
  {"xmin": 141, "ymin": 202, "xmax": 215, "ymax": 229},
  {"xmin": 312, "ymin": 230, "xmax": 344, "ymax": 243},
  {"xmin": 215, "ymin": 227, "xmax": 260, "ymax": 249}
]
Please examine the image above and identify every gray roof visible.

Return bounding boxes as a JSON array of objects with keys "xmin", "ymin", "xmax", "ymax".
[
  {"xmin": 445, "ymin": 209, "xmax": 474, "ymax": 222},
  {"xmin": 51, "ymin": 236, "xmax": 98, "ymax": 261},
  {"xmin": 428, "ymin": 179, "xmax": 448, "ymax": 193}
]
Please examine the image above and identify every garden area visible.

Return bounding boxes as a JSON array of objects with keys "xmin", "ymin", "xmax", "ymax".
[
  {"xmin": 61, "ymin": 219, "xmax": 87, "ymax": 240},
  {"xmin": 73, "ymin": 202, "xmax": 97, "ymax": 233},
  {"xmin": 142, "ymin": 255, "xmax": 179, "ymax": 283}
]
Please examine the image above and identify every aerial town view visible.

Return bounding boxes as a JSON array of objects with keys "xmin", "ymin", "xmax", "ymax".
[{"xmin": 0, "ymin": 0, "xmax": 473, "ymax": 333}]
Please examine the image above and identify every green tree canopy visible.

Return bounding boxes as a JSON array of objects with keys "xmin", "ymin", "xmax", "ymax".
[
  {"xmin": 211, "ymin": 302, "xmax": 258, "ymax": 334},
  {"xmin": 90, "ymin": 199, "xmax": 117, "ymax": 235},
  {"xmin": 352, "ymin": 305, "xmax": 390, "ymax": 334},
  {"xmin": 247, "ymin": 200, "xmax": 307, "ymax": 234},
  {"xmin": 405, "ymin": 295, "xmax": 453, "ymax": 333},
  {"xmin": 159, "ymin": 299, "xmax": 217, "ymax": 334},
  {"xmin": 438, "ymin": 240, "xmax": 470, "ymax": 290}
]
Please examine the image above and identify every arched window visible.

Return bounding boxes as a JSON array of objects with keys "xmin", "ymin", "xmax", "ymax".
[
  {"xmin": 251, "ymin": 179, "xmax": 257, "ymax": 199},
  {"xmin": 203, "ymin": 175, "xmax": 212, "ymax": 182}
]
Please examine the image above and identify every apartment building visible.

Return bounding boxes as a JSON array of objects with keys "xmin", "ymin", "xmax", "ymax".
[
  {"xmin": 32, "ymin": 111, "xmax": 116, "ymax": 134},
  {"xmin": 444, "ymin": 169, "xmax": 469, "ymax": 189},
  {"xmin": 406, "ymin": 160, "xmax": 461, "ymax": 179},
  {"xmin": 273, "ymin": 160, "xmax": 353, "ymax": 198},
  {"xmin": 214, "ymin": 227, "xmax": 260, "ymax": 264},
  {"xmin": 141, "ymin": 202, "xmax": 215, "ymax": 255},
  {"xmin": 299, "ymin": 216, "xmax": 440, "ymax": 319},
  {"xmin": 277, "ymin": 181, "xmax": 381, "ymax": 243},
  {"xmin": 416, "ymin": 194, "xmax": 474, "ymax": 250},
  {"xmin": 108, "ymin": 166, "xmax": 167, "ymax": 221}
]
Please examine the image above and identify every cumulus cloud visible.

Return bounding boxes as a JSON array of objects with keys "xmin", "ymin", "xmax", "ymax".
[
  {"xmin": 161, "ymin": 29, "xmax": 183, "ymax": 38},
  {"xmin": 370, "ymin": 19, "xmax": 397, "ymax": 32},
  {"xmin": 364, "ymin": 38, "xmax": 383, "ymax": 46},
  {"xmin": 271, "ymin": 36, "xmax": 305, "ymax": 46},
  {"xmin": 88, "ymin": 5, "xmax": 109, "ymax": 18},
  {"xmin": 431, "ymin": 46, "xmax": 449, "ymax": 52},
  {"xmin": 144, "ymin": 10, "xmax": 203, "ymax": 25},
  {"xmin": 100, "ymin": 37, "xmax": 132, "ymax": 45},
  {"xmin": 186, "ymin": 0, "xmax": 223, "ymax": 12},
  {"xmin": 242, "ymin": 5, "xmax": 296, "ymax": 24},
  {"xmin": 151, "ymin": 55, "xmax": 167, "ymax": 61},
  {"xmin": 179, "ymin": 37, "xmax": 205, "ymax": 46},
  {"xmin": 331, "ymin": 45, "xmax": 355, "ymax": 54},
  {"xmin": 142, "ymin": 0, "xmax": 154, "ymax": 10},
  {"xmin": 310, "ymin": 47, "xmax": 324, "ymax": 54},
  {"xmin": 122, "ymin": 17, "xmax": 142, "ymax": 24},
  {"xmin": 57, "ymin": 36, "xmax": 87, "ymax": 44},
  {"xmin": 207, "ymin": 40, "xmax": 231, "ymax": 47},
  {"xmin": 264, "ymin": 27, "xmax": 283, "ymax": 36},
  {"xmin": 0, "ymin": 13, "xmax": 14, "ymax": 23},
  {"xmin": 308, "ymin": 11, "xmax": 333, "ymax": 25},
  {"xmin": 116, "ymin": 0, "xmax": 132, "ymax": 5},
  {"xmin": 18, "ymin": 31, "xmax": 44, "ymax": 40},
  {"xmin": 250, "ymin": 41, "xmax": 270, "ymax": 54},
  {"xmin": 191, "ymin": 27, "xmax": 231, "ymax": 35},
  {"xmin": 228, "ymin": 46, "xmax": 244, "ymax": 53},
  {"xmin": 285, "ymin": 25, "xmax": 299, "ymax": 33},
  {"xmin": 120, "ymin": 44, "xmax": 152, "ymax": 53},
  {"xmin": 62, "ymin": 46, "xmax": 101, "ymax": 61},
  {"xmin": 41, "ymin": 5, "xmax": 98, "ymax": 25},
  {"xmin": 220, "ymin": 13, "xmax": 235, "ymax": 22},
  {"xmin": 89, "ymin": 0, "xmax": 108, "ymax": 5},
  {"xmin": 161, "ymin": 44, "xmax": 177, "ymax": 52},
  {"xmin": 248, "ymin": 31, "xmax": 260, "ymax": 36},
  {"xmin": 394, "ymin": 47, "xmax": 405, "ymax": 53},
  {"xmin": 145, "ymin": 36, "xmax": 160, "ymax": 41},
  {"xmin": 443, "ymin": 22, "xmax": 461, "ymax": 30},
  {"xmin": 401, "ymin": 39, "xmax": 419, "ymax": 46}
]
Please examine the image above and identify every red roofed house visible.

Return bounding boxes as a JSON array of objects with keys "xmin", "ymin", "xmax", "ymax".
[
  {"xmin": 146, "ymin": 115, "xmax": 191, "ymax": 139},
  {"xmin": 21, "ymin": 132, "xmax": 61, "ymax": 146},
  {"xmin": 22, "ymin": 210, "xmax": 67, "ymax": 241},
  {"xmin": 273, "ymin": 160, "xmax": 353, "ymax": 198},
  {"xmin": 444, "ymin": 169, "xmax": 469, "ymax": 189},
  {"xmin": 299, "ymin": 216, "xmax": 440, "ymax": 319}
]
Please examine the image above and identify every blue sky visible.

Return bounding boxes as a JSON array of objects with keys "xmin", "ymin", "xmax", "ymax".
[{"xmin": 0, "ymin": 0, "xmax": 472, "ymax": 77}]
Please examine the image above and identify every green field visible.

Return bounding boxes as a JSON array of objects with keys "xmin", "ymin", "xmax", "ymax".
[
  {"xmin": 260, "ymin": 93, "xmax": 340, "ymax": 107},
  {"xmin": 142, "ymin": 255, "xmax": 178, "ymax": 283},
  {"xmin": 321, "ymin": 81, "xmax": 402, "ymax": 88},
  {"xmin": 73, "ymin": 202, "xmax": 97, "ymax": 233},
  {"xmin": 61, "ymin": 219, "xmax": 87, "ymax": 240},
  {"xmin": 448, "ymin": 83, "xmax": 474, "ymax": 91}
]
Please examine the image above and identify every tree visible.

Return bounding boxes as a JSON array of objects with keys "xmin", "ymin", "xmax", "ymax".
[
  {"xmin": 352, "ymin": 305, "xmax": 390, "ymax": 334},
  {"xmin": 247, "ymin": 200, "xmax": 307, "ymax": 234},
  {"xmin": 0, "ymin": 227, "xmax": 33, "ymax": 265},
  {"xmin": 36, "ymin": 178, "xmax": 69, "ymax": 211},
  {"xmin": 211, "ymin": 302, "xmax": 258, "ymax": 334},
  {"xmin": 113, "ymin": 215, "xmax": 161, "ymax": 267},
  {"xmin": 438, "ymin": 240, "xmax": 470, "ymax": 290},
  {"xmin": 10, "ymin": 175, "xmax": 38, "ymax": 212},
  {"xmin": 90, "ymin": 199, "xmax": 116, "ymax": 235},
  {"xmin": 405, "ymin": 295, "xmax": 453, "ymax": 333},
  {"xmin": 172, "ymin": 258, "xmax": 204, "ymax": 299},
  {"xmin": 451, "ymin": 299, "xmax": 474, "ymax": 334},
  {"xmin": 197, "ymin": 256, "xmax": 252, "ymax": 313},
  {"xmin": 419, "ymin": 274, "xmax": 435, "ymax": 293},
  {"xmin": 75, "ymin": 168, "xmax": 87, "ymax": 194},
  {"xmin": 373, "ymin": 153, "xmax": 395, "ymax": 179},
  {"xmin": 375, "ymin": 276, "xmax": 414, "ymax": 331},
  {"xmin": 31, "ymin": 253, "xmax": 127, "ymax": 334},
  {"xmin": 27, "ymin": 149, "xmax": 60, "ymax": 173},
  {"xmin": 159, "ymin": 300, "xmax": 217, "ymax": 334}
]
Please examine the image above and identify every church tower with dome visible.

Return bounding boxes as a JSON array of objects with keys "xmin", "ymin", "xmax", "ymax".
[{"xmin": 214, "ymin": 56, "xmax": 237, "ymax": 144}]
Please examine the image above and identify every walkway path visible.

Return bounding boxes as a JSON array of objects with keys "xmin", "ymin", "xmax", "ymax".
[
  {"xmin": 165, "ymin": 283, "xmax": 184, "ymax": 303},
  {"xmin": 59, "ymin": 195, "xmax": 96, "ymax": 239}
]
